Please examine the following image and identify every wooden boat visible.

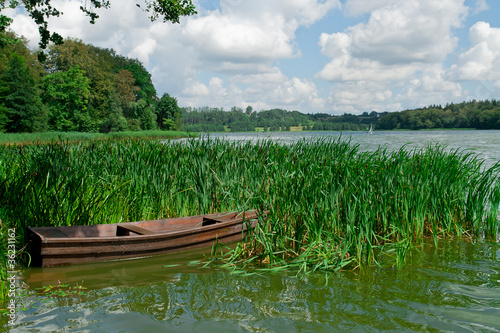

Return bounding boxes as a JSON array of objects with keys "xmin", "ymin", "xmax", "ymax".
[{"xmin": 28, "ymin": 210, "xmax": 262, "ymax": 267}]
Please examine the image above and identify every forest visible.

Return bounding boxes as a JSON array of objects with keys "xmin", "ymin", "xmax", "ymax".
[
  {"xmin": 0, "ymin": 32, "xmax": 181, "ymax": 133},
  {"xmin": 181, "ymin": 100, "xmax": 500, "ymax": 132}
]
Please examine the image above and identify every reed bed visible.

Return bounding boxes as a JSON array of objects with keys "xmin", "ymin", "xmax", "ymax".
[
  {"xmin": 0, "ymin": 137, "xmax": 499, "ymax": 301},
  {"xmin": 0, "ymin": 130, "xmax": 196, "ymax": 145}
]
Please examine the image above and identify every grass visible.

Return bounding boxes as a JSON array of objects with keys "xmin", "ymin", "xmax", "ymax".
[
  {"xmin": 0, "ymin": 137, "xmax": 499, "ymax": 302},
  {"xmin": 0, "ymin": 130, "xmax": 197, "ymax": 145}
]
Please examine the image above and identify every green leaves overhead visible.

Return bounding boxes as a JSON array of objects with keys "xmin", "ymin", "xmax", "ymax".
[
  {"xmin": 0, "ymin": 0, "xmax": 196, "ymax": 50},
  {"xmin": 142, "ymin": 0, "xmax": 196, "ymax": 23}
]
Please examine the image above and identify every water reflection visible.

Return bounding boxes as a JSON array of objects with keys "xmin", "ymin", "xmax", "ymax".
[{"xmin": 12, "ymin": 239, "xmax": 500, "ymax": 332}]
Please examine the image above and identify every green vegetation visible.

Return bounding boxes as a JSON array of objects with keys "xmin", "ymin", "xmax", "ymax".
[
  {"xmin": 1, "ymin": 137, "xmax": 499, "ymax": 302},
  {"xmin": 377, "ymin": 100, "xmax": 500, "ymax": 130},
  {"xmin": 182, "ymin": 106, "xmax": 314, "ymax": 132},
  {"xmin": 181, "ymin": 100, "xmax": 500, "ymax": 133},
  {"xmin": 0, "ymin": 130, "xmax": 197, "ymax": 145},
  {"xmin": 0, "ymin": 34, "xmax": 182, "ymax": 134}
]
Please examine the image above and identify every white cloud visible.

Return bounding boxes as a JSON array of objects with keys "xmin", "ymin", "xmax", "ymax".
[
  {"xmin": 183, "ymin": 0, "xmax": 341, "ymax": 68},
  {"xmin": 182, "ymin": 13, "xmax": 296, "ymax": 63},
  {"xmin": 317, "ymin": 0, "xmax": 468, "ymax": 113},
  {"xmin": 318, "ymin": 0, "xmax": 467, "ymax": 75},
  {"xmin": 180, "ymin": 72, "xmax": 325, "ymax": 112},
  {"xmin": 344, "ymin": 0, "xmax": 389, "ymax": 16},
  {"xmin": 472, "ymin": 0, "xmax": 489, "ymax": 14},
  {"xmin": 182, "ymin": 81, "xmax": 210, "ymax": 96},
  {"xmin": 446, "ymin": 21, "xmax": 500, "ymax": 101},
  {"xmin": 327, "ymin": 81, "xmax": 398, "ymax": 114},
  {"xmin": 448, "ymin": 22, "xmax": 500, "ymax": 81}
]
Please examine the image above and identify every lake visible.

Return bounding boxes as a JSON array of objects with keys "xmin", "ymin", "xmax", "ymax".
[{"xmin": 8, "ymin": 130, "xmax": 500, "ymax": 332}]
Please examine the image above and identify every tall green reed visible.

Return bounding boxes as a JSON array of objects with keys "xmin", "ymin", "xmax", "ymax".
[{"xmin": 0, "ymin": 136, "xmax": 498, "ymax": 284}]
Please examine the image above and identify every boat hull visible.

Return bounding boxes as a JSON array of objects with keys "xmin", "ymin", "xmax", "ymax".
[{"xmin": 28, "ymin": 210, "xmax": 261, "ymax": 267}]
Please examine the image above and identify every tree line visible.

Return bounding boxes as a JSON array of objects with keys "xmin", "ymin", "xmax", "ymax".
[
  {"xmin": 376, "ymin": 100, "xmax": 500, "ymax": 130},
  {"xmin": 181, "ymin": 101, "xmax": 500, "ymax": 133},
  {"xmin": 0, "ymin": 32, "xmax": 181, "ymax": 133},
  {"xmin": 181, "ymin": 106, "xmax": 380, "ymax": 132}
]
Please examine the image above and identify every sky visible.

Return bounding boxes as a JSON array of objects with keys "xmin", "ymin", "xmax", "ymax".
[{"xmin": 6, "ymin": 0, "xmax": 500, "ymax": 114}]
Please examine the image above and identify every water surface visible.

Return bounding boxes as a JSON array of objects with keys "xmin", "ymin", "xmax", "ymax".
[
  {"xmin": 13, "ymin": 240, "xmax": 500, "ymax": 332},
  {"xmin": 7, "ymin": 130, "xmax": 500, "ymax": 332}
]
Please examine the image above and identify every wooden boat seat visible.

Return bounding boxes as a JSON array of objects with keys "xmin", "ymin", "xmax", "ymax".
[
  {"xmin": 40, "ymin": 228, "xmax": 70, "ymax": 238},
  {"xmin": 116, "ymin": 225, "xmax": 156, "ymax": 235},
  {"xmin": 202, "ymin": 216, "xmax": 234, "ymax": 226}
]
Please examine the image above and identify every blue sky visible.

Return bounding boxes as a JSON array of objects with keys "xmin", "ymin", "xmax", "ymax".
[{"xmin": 6, "ymin": 0, "xmax": 500, "ymax": 114}]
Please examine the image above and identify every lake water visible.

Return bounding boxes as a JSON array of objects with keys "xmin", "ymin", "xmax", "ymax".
[
  {"xmin": 207, "ymin": 130, "xmax": 500, "ymax": 168},
  {"xmin": 6, "ymin": 130, "xmax": 500, "ymax": 332}
]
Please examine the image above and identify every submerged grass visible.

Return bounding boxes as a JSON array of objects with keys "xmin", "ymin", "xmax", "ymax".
[{"xmin": 0, "ymin": 137, "xmax": 499, "ymax": 301}]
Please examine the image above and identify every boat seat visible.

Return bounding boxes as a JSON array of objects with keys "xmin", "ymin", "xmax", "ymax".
[
  {"xmin": 116, "ymin": 225, "xmax": 156, "ymax": 235},
  {"xmin": 202, "ymin": 216, "xmax": 233, "ymax": 226},
  {"xmin": 39, "ymin": 228, "xmax": 70, "ymax": 238}
]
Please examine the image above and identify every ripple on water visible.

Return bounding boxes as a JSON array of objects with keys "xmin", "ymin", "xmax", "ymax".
[{"xmin": 10, "ymin": 239, "xmax": 500, "ymax": 332}]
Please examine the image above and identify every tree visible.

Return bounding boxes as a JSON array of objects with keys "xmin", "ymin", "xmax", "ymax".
[
  {"xmin": 45, "ymin": 39, "xmax": 116, "ymax": 119},
  {"xmin": 0, "ymin": 1, "xmax": 197, "ymax": 53},
  {"xmin": 124, "ymin": 62, "xmax": 157, "ymax": 106},
  {"xmin": 245, "ymin": 105, "xmax": 253, "ymax": 115},
  {"xmin": 126, "ymin": 99, "xmax": 157, "ymax": 130},
  {"xmin": 156, "ymin": 93, "xmax": 181, "ymax": 130},
  {"xmin": 0, "ymin": 32, "xmax": 45, "ymax": 80},
  {"xmin": 0, "ymin": 101, "xmax": 7, "ymax": 131},
  {"xmin": 0, "ymin": 53, "xmax": 47, "ymax": 132},
  {"xmin": 101, "ymin": 94, "xmax": 128, "ymax": 132},
  {"xmin": 114, "ymin": 69, "xmax": 139, "ymax": 106},
  {"xmin": 41, "ymin": 66, "xmax": 94, "ymax": 131}
]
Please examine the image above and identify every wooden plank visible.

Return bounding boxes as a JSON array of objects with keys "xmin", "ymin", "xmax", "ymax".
[
  {"xmin": 202, "ymin": 216, "xmax": 234, "ymax": 226},
  {"xmin": 38, "ymin": 228, "xmax": 70, "ymax": 238},
  {"xmin": 117, "ymin": 225, "xmax": 156, "ymax": 235}
]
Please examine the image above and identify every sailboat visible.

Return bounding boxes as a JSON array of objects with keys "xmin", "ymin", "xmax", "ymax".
[{"xmin": 368, "ymin": 124, "xmax": 373, "ymax": 134}]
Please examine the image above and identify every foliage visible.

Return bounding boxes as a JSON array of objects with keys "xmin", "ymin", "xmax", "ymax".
[
  {"xmin": 0, "ymin": 0, "xmax": 196, "ymax": 51},
  {"xmin": 35, "ymin": 281, "xmax": 87, "ymax": 298},
  {"xmin": 181, "ymin": 107, "xmax": 313, "ymax": 133},
  {"xmin": 123, "ymin": 62, "xmax": 158, "ymax": 106},
  {"xmin": 0, "ymin": 53, "xmax": 47, "ymax": 132},
  {"xmin": 114, "ymin": 69, "xmax": 139, "ymax": 106},
  {"xmin": 182, "ymin": 100, "xmax": 500, "ymax": 133},
  {"xmin": 142, "ymin": 0, "xmax": 197, "ymax": 23},
  {"xmin": 127, "ymin": 99, "xmax": 157, "ymax": 130},
  {"xmin": 41, "ymin": 66, "xmax": 94, "ymax": 131},
  {"xmin": 157, "ymin": 93, "xmax": 181, "ymax": 130},
  {"xmin": 229, "ymin": 121, "xmax": 255, "ymax": 132},
  {"xmin": 0, "ymin": 34, "xmax": 171, "ymax": 133},
  {"xmin": 101, "ymin": 94, "xmax": 129, "ymax": 132},
  {"xmin": 0, "ymin": 32, "xmax": 45, "ymax": 80},
  {"xmin": 377, "ymin": 100, "xmax": 500, "ymax": 130},
  {"xmin": 183, "ymin": 123, "xmax": 225, "ymax": 133}
]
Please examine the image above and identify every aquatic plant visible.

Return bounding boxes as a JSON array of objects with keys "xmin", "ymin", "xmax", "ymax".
[
  {"xmin": 0, "ymin": 130, "xmax": 197, "ymax": 145},
  {"xmin": 0, "ymin": 137, "xmax": 498, "ymax": 298}
]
